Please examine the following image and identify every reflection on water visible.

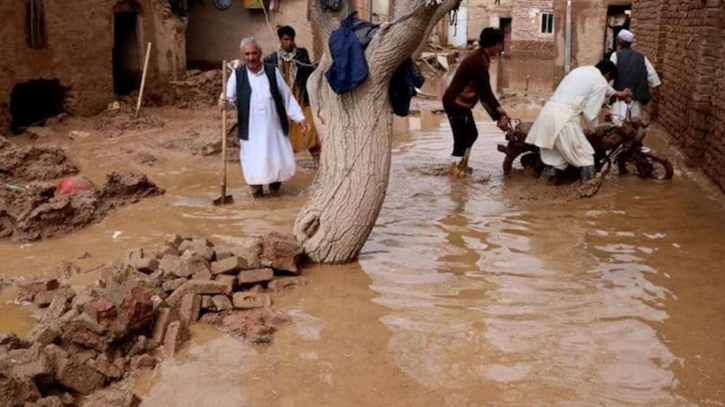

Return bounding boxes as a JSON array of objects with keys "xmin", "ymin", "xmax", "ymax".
[{"xmin": 1, "ymin": 108, "xmax": 724, "ymax": 406}]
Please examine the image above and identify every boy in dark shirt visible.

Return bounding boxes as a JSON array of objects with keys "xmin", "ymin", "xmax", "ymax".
[{"xmin": 443, "ymin": 27, "xmax": 510, "ymax": 173}]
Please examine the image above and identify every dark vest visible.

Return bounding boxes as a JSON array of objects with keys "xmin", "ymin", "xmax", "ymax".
[
  {"xmin": 613, "ymin": 48, "xmax": 652, "ymax": 105},
  {"xmin": 235, "ymin": 64, "xmax": 288, "ymax": 140}
]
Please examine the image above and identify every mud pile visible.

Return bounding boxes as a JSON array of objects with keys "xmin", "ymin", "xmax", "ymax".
[
  {"xmin": 156, "ymin": 124, "xmax": 239, "ymax": 159},
  {"xmin": 94, "ymin": 106, "xmax": 165, "ymax": 138},
  {"xmin": 0, "ymin": 171, "xmax": 164, "ymax": 242},
  {"xmin": 1, "ymin": 233, "xmax": 304, "ymax": 407},
  {"xmin": 0, "ymin": 137, "xmax": 78, "ymax": 183},
  {"xmin": 170, "ymin": 70, "xmax": 223, "ymax": 110}
]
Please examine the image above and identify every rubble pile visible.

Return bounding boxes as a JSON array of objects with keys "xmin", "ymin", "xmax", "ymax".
[
  {"xmin": 94, "ymin": 105, "xmax": 166, "ymax": 138},
  {"xmin": 170, "ymin": 70, "xmax": 223, "ymax": 110},
  {"xmin": 0, "ymin": 171, "xmax": 165, "ymax": 242},
  {"xmin": 1, "ymin": 232, "xmax": 305, "ymax": 407},
  {"xmin": 0, "ymin": 137, "xmax": 78, "ymax": 183}
]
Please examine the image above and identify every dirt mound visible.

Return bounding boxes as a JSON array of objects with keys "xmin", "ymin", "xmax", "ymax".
[
  {"xmin": 156, "ymin": 124, "xmax": 239, "ymax": 159},
  {"xmin": 0, "ymin": 171, "xmax": 164, "ymax": 242},
  {"xmin": 170, "ymin": 70, "xmax": 223, "ymax": 110},
  {"xmin": 94, "ymin": 107, "xmax": 165, "ymax": 138},
  {"xmin": 0, "ymin": 137, "xmax": 78, "ymax": 183}
]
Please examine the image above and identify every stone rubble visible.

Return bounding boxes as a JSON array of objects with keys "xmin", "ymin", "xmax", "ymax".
[{"xmin": 1, "ymin": 232, "xmax": 305, "ymax": 407}]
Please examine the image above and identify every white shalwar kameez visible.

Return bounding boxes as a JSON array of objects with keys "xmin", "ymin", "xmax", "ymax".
[
  {"xmin": 525, "ymin": 66, "xmax": 616, "ymax": 171},
  {"xmin": 609, "ymin": 52, "xmax": 662, "ymax": 125},
  {"xmin": 225, "ymin": 67, "xmax": 305, "ymax": 186}
]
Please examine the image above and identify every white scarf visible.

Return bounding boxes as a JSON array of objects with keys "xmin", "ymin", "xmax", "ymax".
[{"xmin": 277, "ymin": 46, "xmax": 298, "ymax": 88}]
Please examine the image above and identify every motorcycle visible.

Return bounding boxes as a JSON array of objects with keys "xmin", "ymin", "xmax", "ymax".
[{"xmin": 496, "ymin": 107, "xmax": 674, "ymax": 184}]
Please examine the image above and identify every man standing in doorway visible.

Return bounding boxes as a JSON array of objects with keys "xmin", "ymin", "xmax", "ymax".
[
  {"xmin": 525, "ymin": 61, "xmax": 632, "ymax": 182},
  {"xmin": 609, "ymin": 29, "xmax": 661, "ymax": 125},
  {"xmin": 219, "ymin": 37, "xmax": 310, "ymax": 198},
  {"xmin": 264, "ymin": 26, "xmax": 321, "ymax": 168},
  {"xmin": 443, "ymin": 27, "xmax": 510, "ymax": 172}
]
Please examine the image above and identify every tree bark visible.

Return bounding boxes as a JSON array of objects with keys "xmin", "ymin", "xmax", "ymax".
[{"xmin": 294, "ymin": 0, "xmax": 461, "ymax": 263}]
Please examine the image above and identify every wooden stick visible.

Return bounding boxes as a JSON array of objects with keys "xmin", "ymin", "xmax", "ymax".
[
  {"xmin": 221, "ymin": 60, "xmax": 228, "ymax": 203},
  {"xmin": 135, "ymin": 42, "xmax": 152, "ymax": 118}
]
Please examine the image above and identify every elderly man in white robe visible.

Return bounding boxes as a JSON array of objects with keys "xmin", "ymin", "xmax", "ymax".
[
  {"xmin": 219, "ymin": 37, "xmax": 310, "ymax": 198},
  {"xmin": 609, "ymin": 29, "xmax": 661, "ymax": 125},
  {"xmin": 525, "ymin": 60, "xmax": 632, "ymax": 182}
]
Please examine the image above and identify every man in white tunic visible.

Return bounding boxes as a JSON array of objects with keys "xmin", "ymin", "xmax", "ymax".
[
  {"xmin": 609, "ymin": 29, "xmax": 661, "ymax": 125},
  {"xmin": 525, "ymin": 60, "xmax": 632, "ymax": 182},
  {"xmin": 219, "ymin": 37, "xmax": 310, "ymax": 198}
]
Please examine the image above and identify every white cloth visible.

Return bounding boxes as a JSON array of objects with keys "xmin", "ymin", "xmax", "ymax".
[
  {"xmin": 610, "ymin": 100, "xmax": 643, "ymax": 126},
  {"xmin": 610, "ymin": 52, "xmax": 662, "ymax": 88},
  {"xmin": 526, "ymin": 66, "xmax": 616, "ymax": 170},
  {"xmin": 225, "ymin": 67, "xmax": 305, "ymax": 186},
  {"xmin": 539, "ymin": 120, "xmax": 595, "ymax": 170},
  {"xmin": 617, "ymin": 29, "xmax": 634, "ymax": 43}
]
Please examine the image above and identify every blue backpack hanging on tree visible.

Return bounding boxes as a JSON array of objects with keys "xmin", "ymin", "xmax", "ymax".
[{"xmin": 325, "ymin": 13, "xmax": 370, "ymax": 94}]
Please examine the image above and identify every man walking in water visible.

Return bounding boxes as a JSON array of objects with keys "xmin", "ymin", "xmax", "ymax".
[
  {"xmin": 609, "ymin": 29, "xmax": 661, "ymax": 125},
  {"xmin": 443, "ymin": 27, "xmax": 510, "ymax": 174},
  {"xmin": 219, "ymin": 37, "xmax": 310, "ymax": 198},
  {"xmin": 525, "ymin": 61, "xmax": 632, "ymax": 183},
  {"xmin": 264, "ymin": 26, "xmax": 321, "ymax": 168}
]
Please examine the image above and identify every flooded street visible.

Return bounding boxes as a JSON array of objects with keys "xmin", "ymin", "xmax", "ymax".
[{"xmin": 2, "ymin": 107, "xmax": 725, "ymax": 406}]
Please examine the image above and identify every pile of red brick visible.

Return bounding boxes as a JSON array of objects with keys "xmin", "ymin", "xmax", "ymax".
[{"xmin": 1, "ymin": 232, "xmax": 306, "ymax": 407}]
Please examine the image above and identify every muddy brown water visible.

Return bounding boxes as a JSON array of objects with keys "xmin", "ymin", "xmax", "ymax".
[{"xmin": 1, "ymin": 107, "xmax": 724, "ymax": 406}]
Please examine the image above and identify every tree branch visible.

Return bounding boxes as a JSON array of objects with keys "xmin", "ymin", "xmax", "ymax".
[
  {"xmin": 412, "ymin": 0, "xmax": 463, "ymax": 60},
  {"xmin": 366, "ymin": 0, "xmax": 463, "ymax": 80}
]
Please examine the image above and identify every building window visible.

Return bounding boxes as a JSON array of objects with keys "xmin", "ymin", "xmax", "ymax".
[
  {"xmin": 25, "ymin": 0, "xmax": 47, "ymax": 49},
  {"xmin": 540, "ymin": 12, "xmax": 554, "ymax": 34}
]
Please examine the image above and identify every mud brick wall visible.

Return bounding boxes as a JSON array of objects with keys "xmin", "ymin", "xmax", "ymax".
[
  {"xmin": 511, "ymin": 0, "xmax": 556, "ymax": 59},
  {"xmin": 632, "ymin": 0, "xmax": 725, "ymax": 191},
  {"xmin": 0, "ymin": 0, "xmax": 186, "ymax": 135}
]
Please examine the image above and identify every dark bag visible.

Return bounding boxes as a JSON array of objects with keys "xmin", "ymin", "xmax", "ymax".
[{"xmin": 325, "ymin": 13, "xmax": 369, "ymax": 94}]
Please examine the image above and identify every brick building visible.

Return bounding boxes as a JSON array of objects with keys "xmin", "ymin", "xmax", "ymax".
[
  {"xmin": 467, "ymin": 0, "xmax": 555, "ymax": 59},
  {"xmin": 0, "ymin": 0, "xmax": 187, "ymax": 135},
  {"xmin": 552, "ymin": 0, "xmax": 633, "ymax": 81},
  {"xmin": 631, "ymin": 0, "xmax": 725, "ymax": 191}
]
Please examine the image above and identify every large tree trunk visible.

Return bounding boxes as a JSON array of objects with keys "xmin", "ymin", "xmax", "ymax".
[{"xmin": 294, "ymin": 0, "xmax": 461, "ymax": 263}]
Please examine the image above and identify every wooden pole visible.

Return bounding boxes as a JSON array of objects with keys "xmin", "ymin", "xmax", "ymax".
[
  {"xmin": 135, "ymin": 42, "xmax": 152, "ymax": 118},
  {"xmin": 220, "ymin": 60, "xmax": 228, "ymax": 203}
]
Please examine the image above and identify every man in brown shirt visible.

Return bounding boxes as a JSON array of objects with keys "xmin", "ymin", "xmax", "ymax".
[{"xmin": 443, "ymin": 27, "xmax": 509, "ymax": 170}]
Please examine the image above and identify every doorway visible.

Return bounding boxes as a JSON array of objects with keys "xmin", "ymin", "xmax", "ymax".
[
  {"xmin": 113, "ymin": 10, "xmax": 142, "ymax": 95},
  {"xmin": 604, "ymin": 5, "xmax": 631, "ymax": 59},
  {"xmin": 10, "ymin": 79, "xmax": 66, "ymax": 133},
  {"xmin": 500, "ymin": 17, "xmax": 512, "ymax": 56}
]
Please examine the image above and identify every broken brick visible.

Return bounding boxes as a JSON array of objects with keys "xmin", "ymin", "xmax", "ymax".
[
  {"xmin": 56, "ymin": 358, "xmax": 106, "ymax": 395},
  {"xmin": 159, "ymin": 254, "xmax": 182, "ymax": 275},
  {"xmin": 191, "ymin": 268, "xmax": 212, "ymax": 280},
  {"xmin": 27, "ymin": 323, "xmax": 61, "ymax": 346},
  {"xmin": 162, "ymin": 278, "xmax": 187, "ymax": 292},
  {"xmin": 232, "ymin": 292, "xmax": 271, "ymax": 309},
  {"xmin": 165, "ymin": 280, "xmax": 232, "ymax": 307},
  {"xmin": 262, "ymin": 232, "xmax": 303, "ymax": 273},
  {"xmin": 210, "ymin": 256, "xmax": 246, "ymax": 275},
  {"xmin": 211, "ymin": 295, "xmax": 233, "ymax": 312},
  {"xmin": 152, "ymin": 307, "xmax": 172, "ymax": 344},
  {"xmin": 133, "ymin": 257, "xmax": 159, "ymax": 273},
  {"xmin": 237, "ymin": 268, "xmax": 274, "ymax": 285},
  {"xmin": 179, "ymin": 294, "xmax": 201, "ymax": 325},
  {"xmin": 163, "ymin": 321, "xmax": 189, "ymax": 357},
  {"xmin": 201, "ymin": 295, "xmax": 214, "ymax": 310},
  {"xmin": 215, "ymin": 274, "xmax": 237, "ymax": 293}
]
